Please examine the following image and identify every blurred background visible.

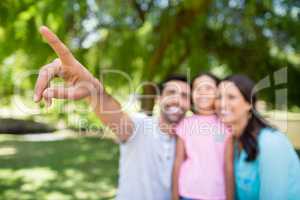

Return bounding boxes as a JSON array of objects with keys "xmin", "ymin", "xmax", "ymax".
[{"xmin": 0, "ymin": 0, "xmax": 299, "ymax": 199}]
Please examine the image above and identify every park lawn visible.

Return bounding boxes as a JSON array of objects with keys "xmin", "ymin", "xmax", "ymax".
[
  {"xmin": 0, "ymin": 134, "xmax": 299, "ymax": 200},
  {"xmin": 0, "ymin": 134, "xmax": 119, "ymax": 200}
]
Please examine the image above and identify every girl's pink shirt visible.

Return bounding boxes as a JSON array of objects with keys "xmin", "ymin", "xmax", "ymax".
[{"xmin": 175, "ymin": 114, "xmax": 231, "ymax": 200}]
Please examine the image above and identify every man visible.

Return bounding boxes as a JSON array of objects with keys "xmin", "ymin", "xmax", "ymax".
[{"xmin": 34, "ymin": 26, "xmax": 191, "ymax": 200}]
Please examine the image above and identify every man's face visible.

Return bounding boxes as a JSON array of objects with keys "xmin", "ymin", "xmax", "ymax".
[{"xmin": 159, "ymin": 80, "xmax": 191, "ymax": 124}]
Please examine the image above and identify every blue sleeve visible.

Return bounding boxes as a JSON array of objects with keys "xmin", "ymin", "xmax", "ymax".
[{"xmin": 258, "ymin": 130, "xmax": 291, "ymax": 200}]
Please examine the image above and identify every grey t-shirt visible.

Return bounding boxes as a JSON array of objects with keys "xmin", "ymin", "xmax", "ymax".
[{"xmin": 116, "ymin": 115, "xmax": 176, "ymax": 200}]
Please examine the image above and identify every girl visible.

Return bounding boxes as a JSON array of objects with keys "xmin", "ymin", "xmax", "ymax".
[
  {"xmin": 216, "ymin": 74, "xmax": 300, "ymax": 199},
  {"xmin": 172, "ymin": 73, "xmax": 231, "ymax": 200}
]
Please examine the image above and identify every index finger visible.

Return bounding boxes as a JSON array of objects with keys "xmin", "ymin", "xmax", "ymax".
[
  {"xmin": 34, "ymin": 59, "xmax": 61, "ymax": 102},
  {"xmin": 39, "ymin": 26, "xmax": 75, "ymax": 65}
]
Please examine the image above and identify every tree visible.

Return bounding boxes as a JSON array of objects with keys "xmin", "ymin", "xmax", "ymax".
[{"xmin": 0, "ymin": 0, "xmax": 299, "ymax": 114}]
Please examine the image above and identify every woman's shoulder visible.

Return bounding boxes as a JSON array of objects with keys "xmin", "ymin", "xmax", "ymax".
[
  {"xmin": 257, "ymin": 127, "xmax": 300, "ymax": 177},
  {"xmin": 259, "ymin": 127, "xmax": 285, "ymax": 141},
  {"xmin": 258, "ymin": 127, "xmax": 294, "ymax": 152}
]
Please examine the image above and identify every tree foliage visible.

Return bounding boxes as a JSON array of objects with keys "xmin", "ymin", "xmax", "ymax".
[{"xmin": 0, "ymin": 0, "xmax": 299, "ymax": 111}]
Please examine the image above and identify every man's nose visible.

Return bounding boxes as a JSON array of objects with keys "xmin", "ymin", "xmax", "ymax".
[
  {"xmin": 169, "ymin": 94, "xmax": 181, "ymax": 105},
  {"xmin": 171, "ymin": 98, "xmax": 180, "ymax": 106}
]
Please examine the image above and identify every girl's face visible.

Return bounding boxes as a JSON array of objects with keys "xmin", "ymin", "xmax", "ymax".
[
  {"xmin": 215, "ymin": 81, "xmax": 251, "ymax": 126},
  {"xmin": 192, "ymin": 75, "xmax": 218, "ymax": 113}
]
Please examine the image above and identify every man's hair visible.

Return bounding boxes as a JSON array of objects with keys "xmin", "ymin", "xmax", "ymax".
[{"xmin": 158, "ymin": 74, "xmax": 190, "ymax": 94}]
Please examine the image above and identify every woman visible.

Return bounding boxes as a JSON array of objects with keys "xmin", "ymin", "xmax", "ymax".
[
  {"xmin": 215, "ymin": 74, "xmax": 300, "ymax": 199},
  {"xmin": 172, "ymin": 73, "xmax": 231, "ymax": 200}
]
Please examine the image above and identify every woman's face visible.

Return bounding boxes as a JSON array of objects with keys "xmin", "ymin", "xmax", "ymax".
[
  {"xmin": 215, "ymin": 81, "xmax": 251, "ymax": 125},
  {"xmin": 192, "ymin": 75, "xmax": 218, "ymax": 113}
]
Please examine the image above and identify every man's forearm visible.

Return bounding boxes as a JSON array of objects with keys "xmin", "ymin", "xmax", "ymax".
[{"xmin": 86, "ymin": 80, "xmax": 134, "ymax": 142}]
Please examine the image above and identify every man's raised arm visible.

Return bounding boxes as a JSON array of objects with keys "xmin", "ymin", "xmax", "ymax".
[{"xmin": 34, "ymin": 26, "xmax": 134, "ymax": 142}]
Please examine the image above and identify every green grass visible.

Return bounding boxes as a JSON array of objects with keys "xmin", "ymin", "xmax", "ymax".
[
  {"xmin": 0, "ymin": 135, "xmax": 119, "ymax": 200},
  {"xmin": 0, "ymin": 134, "xmax": 299, "ymax": 200}
]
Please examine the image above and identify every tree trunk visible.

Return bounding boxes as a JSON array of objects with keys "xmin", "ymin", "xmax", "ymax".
[
  {"xmin": 140, "ymin": 84, "xmax": 157, "ymax": 116},
  {"xmin": 141, "ymin": 0, "xmax": 212, "ymax": 114}
]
